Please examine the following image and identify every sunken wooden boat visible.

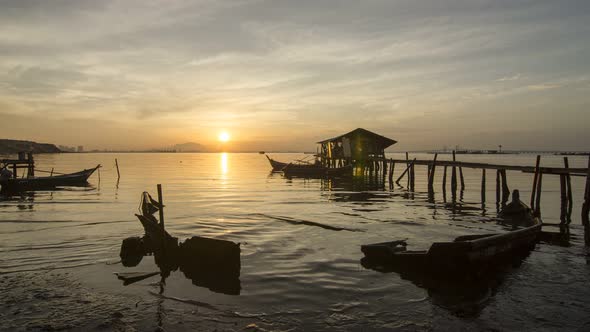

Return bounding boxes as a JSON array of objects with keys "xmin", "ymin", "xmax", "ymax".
[
  {"xmin": 362, "ymin": 208, "xmax": 541, "ymax": 274},
  {"xmin": 0, "ymin": 164, "xmax": 101, "ymax": 192}
]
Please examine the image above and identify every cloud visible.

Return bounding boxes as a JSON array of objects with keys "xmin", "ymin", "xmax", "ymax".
[{"xmin": 0, "ymin": 0, "xmax": 589, "ymax": 150}]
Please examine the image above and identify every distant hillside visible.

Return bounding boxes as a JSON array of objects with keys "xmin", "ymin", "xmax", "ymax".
[
  {"xmin": 0, "ymin": 139, "xmax": 62, "ymax": 154},
  {"xmin": 173, "ymin": 142, "xmax": 206, "ymax": 152}
]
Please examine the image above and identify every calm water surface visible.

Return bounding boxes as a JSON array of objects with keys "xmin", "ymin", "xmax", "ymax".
[{"xmin": 1, "ymin": 152, "xmax": 589, "ymax": 330}]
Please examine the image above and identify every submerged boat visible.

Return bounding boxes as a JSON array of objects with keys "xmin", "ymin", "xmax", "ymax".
[
  {"xmin": 362, "ymin": 217, "xmax": 541, "ymax": 272},
  {"xmin": 362, "ymin": 191, "xmax": 542, "ymax": 275},
  {"xmin": 0, "ymin": 165, "xmax": 101, "ymax": 192}
]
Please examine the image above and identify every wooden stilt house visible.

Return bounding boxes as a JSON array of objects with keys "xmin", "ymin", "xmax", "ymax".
[{"xmin": 317, "ymin": 128, "xmax": 397, "ymax": 168}]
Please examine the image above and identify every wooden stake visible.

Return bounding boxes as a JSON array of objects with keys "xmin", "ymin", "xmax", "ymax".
[
  {"xmin": 115, "ymin": 158, "xmax": 121, "ymax": 181},
  {"xmin": 459, "ymin": 167, "xmax": 465, "ymax": 191},
  {"xmin": 481, "ymin": 169, "xmax": 486, "ymax": 204},
  {"xmin": 496, "ymin": 170, "xmax": 501, "ymax": 205},
  {"xmin": 560, "ymin": 174, "xmax": 567, "ymax": 224},
  {"xmin": 428, "ymin": 153, "xmax": 438, "ymax": 193},
  {"xmin": 410, "ymin": 163, "xmax": 415, "ymax": 191},
  {"xmin": 451, "ymin": 151, "xmax": 457, "ymax": 195},
  {"xmin": 581, "ymin": 156, "xmax": 590, "ymax": 240},
  {"xmin": 500, "ymin": 169, "xmax": 509, "ymax": 204},
  {"xmin": 405, "ymin": 152, "xmax": 410, "ymax": 188},
  {"xmin": 535, "ymin": 172, "xmax": 543, "ymax": 217},
  {"xmin": 157, "ymin": 184, "xmax": 165, "ymax": 230},
  {"xmin": 388, "ymin": 160, "xmax": 395, "ymax": 184},
  {"xmin": 563, "ymin": 157, "xmax": 573, "ymax": 223},
  {"xmin": 442, "ymin": 165, "xmax": 447, "ymax": 193},
  {"xmin": 531, "ymin": 155, "xmax": 541, "ymax": 209}
]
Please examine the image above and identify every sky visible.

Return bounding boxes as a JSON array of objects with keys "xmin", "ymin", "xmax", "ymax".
[{"xmin": 0, "ymin": 0, "xmax": 589, "ymax": 152}]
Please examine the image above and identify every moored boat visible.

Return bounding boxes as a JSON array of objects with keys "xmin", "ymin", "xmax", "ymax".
[
  {"xmin": 266, "ymin": 155, "xmax": 289, "ymax": 171},
  {"xmin": 0, "ymin": 165, "xmax": 101, "ymax": 192}
]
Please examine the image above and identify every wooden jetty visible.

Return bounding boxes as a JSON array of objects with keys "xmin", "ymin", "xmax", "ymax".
[{"xmin": 378, "ymin": 152, "xmax": 590, "ymax": 244}]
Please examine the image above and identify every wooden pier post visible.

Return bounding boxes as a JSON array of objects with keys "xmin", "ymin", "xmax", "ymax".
[
  {"xmin": 534, "ymin": 172, "xmax": 543, "ymax": 217},
  {"xmin": 581, "ymin": 155, "xmax": 590, "ymax": 245},
  {"xmin": 405, "ymin": 152, "xmax": 410, "ymax": 188},
  {"xmin": 388, "ymin": 160, "xmax": 395, "ymax": 184},
  {"xmin": 564, "ymin": 157, "xmax": 573, "ymax": 224},
  {"xmin": 459, "ymin": 167, "xmax": 465, "ymax": 191},
  {"xmin": 481, "ymin": 169, "xmax": 486, "ymax": 204},
  {"xmin": 442, "ymin": 165, "xmax": 447, "ymax": 193},
  {"xmin": 410, "ymin": 163, "xmax": 415, "ymax": 191},
  {"xmin": 496, "ymin": 170, "xmax": 501, "ymax": 205},
  {"xmin": 157, "ymin": 184, "xmax": 165, "ymax": 230},
  {"xmin": 115, "ymin": 158, "xmax": 121, "ymax": 181},
  {"xmin": 560, "ymin": 174, "xmax": 567, "ymax": 224},
  {"xmin": 451, "ymin": 151, "xmax": 457, "ymax": 197},
  {"xmin": 500, "ymin": 169, "xmax": 510, "ymax": 204},
  {"xmin": 428, "ymin": 153, "xmax": 438, "ymax": 193},
  {"xmin": 531, "ymin": 155, "xmax": 541, "ymax": 209}
]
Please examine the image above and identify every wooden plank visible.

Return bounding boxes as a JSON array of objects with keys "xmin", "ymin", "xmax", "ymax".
[
  {"xmin": 395, "ymin": 158, "xmax": 416, "ymax": 185},
  {"xmin": 384, "ymin": 158, "xmax": 586, "ymax": 174}
]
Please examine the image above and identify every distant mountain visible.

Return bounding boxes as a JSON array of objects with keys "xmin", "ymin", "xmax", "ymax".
[
  {"xmin": 173, "ymin": 142, "xmax": 206, "ymax": 152},
  {"xmin": 0, "ymin": 139, "xmax": 62, "ymax": 154}
]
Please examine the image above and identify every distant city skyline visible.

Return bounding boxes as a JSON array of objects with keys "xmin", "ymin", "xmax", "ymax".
[{"xmin": 1, "ymin": 0, "xmax": 589, "ymax": 151}]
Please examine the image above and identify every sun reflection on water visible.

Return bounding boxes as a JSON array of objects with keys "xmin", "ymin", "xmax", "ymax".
[{"xmin": 220, "ymin": 152, "xmax": 228, "ymax": 175}]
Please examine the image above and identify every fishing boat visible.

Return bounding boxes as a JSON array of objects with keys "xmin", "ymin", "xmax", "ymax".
[
  {"xmin": 0, "ymin": 165, "xmax": 101, "ymax": 192},
  {"xmin": 266, "ymin": 155, "xmax": 289, "ymax": 171}
]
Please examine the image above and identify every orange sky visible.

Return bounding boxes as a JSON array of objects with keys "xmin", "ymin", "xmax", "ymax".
[{"xmin": 1, "ymin": 1, "xmax": 589, "ymax": 151}]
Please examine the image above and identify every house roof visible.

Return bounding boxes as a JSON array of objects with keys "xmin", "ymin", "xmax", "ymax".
[{"xmin": 317, "ymin": 128, "xmax": 397, "ymax": 148}]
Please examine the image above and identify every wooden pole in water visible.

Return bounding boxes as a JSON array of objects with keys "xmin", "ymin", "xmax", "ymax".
[
  {"xmin": 500, "ymin": 169, "xmax": 509, "ymax": 204},
  {"xmin": 535, "ymin": 172, "xmax": 543, "ymax": 217},
  {"xmin": 459, "ymin": 167, "xmax": 465, "ymax": 191},
  {"xmin": 50, "ymin": 168, "xmax": 54, "ymax": 177},
  {"xmin": 115, "ymin": 158, "xmax": 121, "ymax": 181},
  {"xmin": 405, "ymin": 152, "xmax": 410, "ymax": 188},
  {"xmin": 531, "ymin": 155, "xmax": 541, "ymax": 209},
  {"xmin": 564, "ymin": 157, "xmax": 573, "ymax": 223},
  {"xmin": 396, "ymin": 158, "xmax": 416, "ymax": 185},
  {"xmin": 481, "ymin": 169, "xmax": 486, "ymax": 204},
  {"xmin": 410, "ymin": 163, "xmax": 415, "ymax": 191},
  {"xmin": 388, "ymin": 160, "xmax": 395, "ymax": 184},
  {"xmin": 451, "ymin": 151, "xmax": 457, "ymax": 196},
  {"xmin": 496, "ymin": 170, "xmax": 501, "ymax": 205},
  {"xmin": 581, "ymin": 155, "xmax": 590, "ymax": 244},
  {"xmin": 428, "ymin": 153, "xmax": 438, "ymax": 193},
  {"xmin": 442, "ymin": 165, "xmax": 447, "ymax": 193},
  {"xmin": 560, "ymin": 174, "xmax": 567, "ymax": 224},
  {"xmin": 157, "ymin": 184, "xmax": 165, "ymax": 230}
]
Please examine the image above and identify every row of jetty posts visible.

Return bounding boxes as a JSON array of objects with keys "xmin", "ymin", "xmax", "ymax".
[{"xmin": 324, "ymin": 152, "xmax": 590, "ymax": 245}]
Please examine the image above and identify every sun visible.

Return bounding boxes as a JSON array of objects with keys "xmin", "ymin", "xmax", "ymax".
[{"xmin": 218, "ymin": 131, "xmax": 231, "ymax": 142}]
